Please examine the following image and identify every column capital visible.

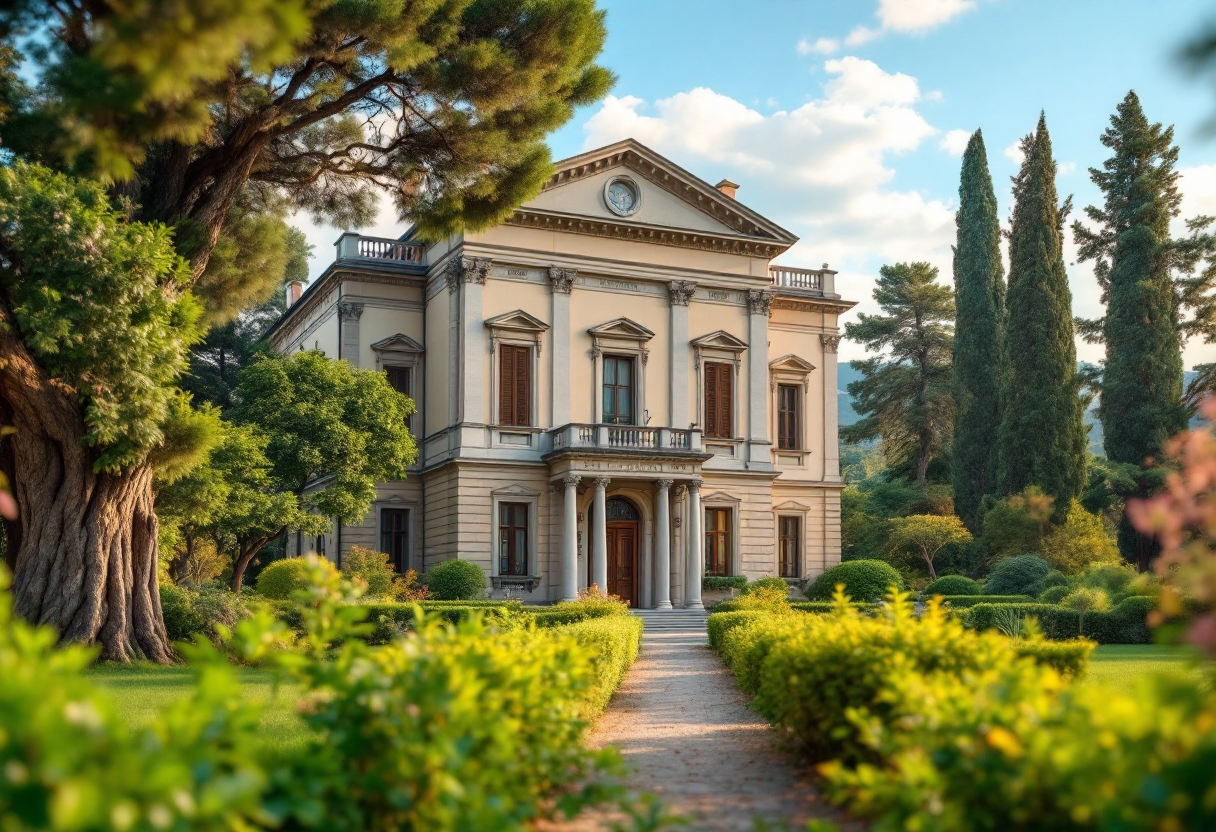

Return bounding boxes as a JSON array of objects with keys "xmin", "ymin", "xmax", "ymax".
[
  {"xmin": 445, "ymin": 255, "xmax": 492, "ymax": 292},
  {"xmin": 562, "ymin": 474, "xmax": 582, "ymax": 489},
  {"xmin": 668, "ymin": 280, "xmax": 697, "ymax": 306},
  {"xmin": 655, "ymin": 478, "xmax": 674, "ymax": 492},
  {"xmin": 338, "ymin": 301, "xmax": 364, "ymax": 322},
  {"xmin": 593, "ymin": 476, "xmax": 611, "ymax": 491},
  {"xmin": 673, "ymin": 484, "xmax": 688, "ymax": 499},
  {"xmin": 820, "ymin": 333, "xmax": 841, "ymax": 354},
  {"xmin": 688, "ymin": 478, "xmax": 703, "ymax": 493},
  {"xmin": 746, "ymin": 288, "xmax": 773, "ymax": 316},
  {"xmin": 549, "ymin": 266, "xmax": 577, "ymax": 294}
]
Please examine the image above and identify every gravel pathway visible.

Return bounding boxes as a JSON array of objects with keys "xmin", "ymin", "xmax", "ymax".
[{"xmin": 545, "ymin": 610, "xmax": 850, "ymax": 831}]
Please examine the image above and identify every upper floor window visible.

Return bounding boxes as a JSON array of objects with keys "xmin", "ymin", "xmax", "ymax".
[
  {"xmin": 704, "ymin": 362, "xmax": 734, "ymax": 438},
  {"xmin": 778, "ymin": 515, "xmax": 801, "ymax": 578},
  {"xmin": 602, "ymin": 355, "xmax": 635, "ymax": 425},
  {"xmin": 705, "ymin": 507, "xmax": 732, "ymax": 577},
  {"xmin": 385, "ymin": 365, "xmax": 412, "ymax": 397},
  {"xmin": 498, "ymin": 344, "xmax": 531, "ymax": 426},
  {"xmin": 777, "ymin": 384, "xmax": 800, "ymax": 449},
  {"xmin": 498, "ymin": 502, "xmax": 529, "ymax": 576}
]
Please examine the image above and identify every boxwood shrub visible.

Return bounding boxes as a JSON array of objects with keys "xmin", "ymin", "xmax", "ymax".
[
  {"xmin": 558, "ymin": 615, "xmax": 644, "ymax": 717},
  {"xmin": 805, "ymin": 560, "xmax": 904, "ymax": 603},
  {"xmin": 707, "ymin": 609, "xmax": 772, "ymax": 649},
  {"xmin": 983, "ymin": 554, "xmax": 1051, "ymax": 596},
  {"xmin": 703, "ymin": 576, "xmax": 748, "ymax": 592},
  {"xmin": 923, "ymin": 575, "xmax": 980, "ymax": 596},
  {"xmin": 424, "ymin": 559, "xmax": 486, "ymax": 600},
  {"xmin": 963, "ymin": 595, "xmax": 1156, "ymax": 644},
  {"xmin": 256, "ymin": 557, "xmax": 313, "ymax": 599}
]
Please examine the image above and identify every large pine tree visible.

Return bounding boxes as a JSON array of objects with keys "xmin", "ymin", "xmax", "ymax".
[
  {"xmin": 1073, "ymin": 91, "xmax": 1211, "ymax": 569},
  {"xmin": 950, "ymin": 130, "xmax": 1005, "ymax": 532},
  {"xmin": 997, "ymin": 114, "xmax": 1088, "ymax": 513}
]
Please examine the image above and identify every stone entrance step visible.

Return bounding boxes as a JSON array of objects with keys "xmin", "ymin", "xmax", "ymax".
[{"xmin": 631, "ymin": 609, "xmax": 709, "ymax": 634}]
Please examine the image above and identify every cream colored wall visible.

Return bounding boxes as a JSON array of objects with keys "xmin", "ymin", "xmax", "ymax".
[
  {"xmin": 770, "ymin": 484, "xmax": 841, "ymax": 579},
  {"xmin": 767, "ymin": 320, "xmax": 833, "ymax": 481},
  {"xmin": 701, "ymin": 475, "xmax": 775, "ymax": 578},
  {"xmin": 424, "ymin": 285, "xmax": 451, "ymax": 431},
  {"xmin": 568, "ymin": 283, "xmax": 670, "ymax": 426},
  {"xmin": 481, "ymin": 277, "xmax": 553, "ymax": 426},
  {"xmin": 526, "ymin": 167, "xmax": 740, "ymax": 235}
]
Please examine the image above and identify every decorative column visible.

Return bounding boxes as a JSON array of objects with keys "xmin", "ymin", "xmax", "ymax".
[
  {"xmin": 591, "ymin": 476, "xmax": 609, "ymax": 592},
  {"xmin": 746, "ymin": 289, "xmax": 773, "ymax": 468},
  {"xmin": 685, "ymin": 478, "xmax": 704, "ymax": 610},
  {"xmin": 668, "ymin": 281, "xmax": 696, "ymax": 429},
  {"xmin": 561, "ymin": 475, "xmax": 582, "ymax": 602},
  {"xmin": 821, "ymin": 334, "xmax": 842, "ymax": 481},
  {"xmin": 655, "ymin": 479, "xmax": 673, "ymax": 609},
  {"xmin": 550, "ymin": 267, "xmax": 576, "ymax": 427},
  {"xmin": 338, "ymin": 301, "xmax": 364, "ymax": 367},
  {"xmin": 447, "ymin": 256, "xmax": 492, "ymax": 425}
]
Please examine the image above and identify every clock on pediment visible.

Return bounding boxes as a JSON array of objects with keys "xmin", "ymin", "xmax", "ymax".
[{"xmin": 603, "ymin": 175, "xmax": 641, "ymax": 217}]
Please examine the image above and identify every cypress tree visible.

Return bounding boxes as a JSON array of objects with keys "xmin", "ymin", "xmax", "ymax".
[
  {"xmin": 1073, "ymin": 91, "xmax": 1190, "ymax": 569},
  {"xmin": 950, "ymin": 130, "xmax": 1005, "ymax": 532},
  {"xmin": 997, "ymin": 113, "xmax": 1088, "ymax": 513}
]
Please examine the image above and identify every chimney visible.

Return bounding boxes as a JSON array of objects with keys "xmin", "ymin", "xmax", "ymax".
[
  {"xmin": 715, "ymin": 179, "xmax": 739, "ymax": 199},
  {"xmin": 287, "ymin": 280, "xmax": 304, "ymax": 308}
]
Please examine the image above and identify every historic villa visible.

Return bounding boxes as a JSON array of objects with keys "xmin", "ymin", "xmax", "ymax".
[{"xmin": 268, "ymin": 139, "xmax": 854, "ymax": 608}]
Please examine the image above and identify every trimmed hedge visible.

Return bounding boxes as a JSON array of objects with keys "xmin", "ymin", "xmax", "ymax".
[
  {"xmin": 707, "ymin": 609, "xmax": 772, "ymax": 650},
  {"xmin": 806, "ymin": 560, "xmax": 904, "ymax": 603},
  {"xmin": 936, "ymin": 594, "xmax": 1034, "ymax": 608},
  {"xmin": 963, "ymin": 595, "xmax": 1155, "ymax": 644},
  {"xmin": 1013, "ymin": 638, "xmax": 1095, "ymax": 678},
  {"xmin": 923, "ymin": 575, "xmax": 980, "ymax": 596},
  {"xmin": 983, "ymin": 554, "xmax": 1051, "ymax": 596},
  {"xmin": 790, "ymin": 601, "xmax": 877, "ymax": 615},
  {"xmin": 268, "ymin": 600, "xmax": 522, "ymax": 641},
  {"xmin": 559, "ymin": 615, "xmax": 644, "ymax": 717},
  {"xmin": 703, "ymin": 576, "xmax": 748, "ymax": 592},
  {"xmin": 256, "ymin": 557, "xmax": 313, "ymax": 599},
  {"xmin": 425, "ymin": 559, "xmax": 486, "ymax": 600}
]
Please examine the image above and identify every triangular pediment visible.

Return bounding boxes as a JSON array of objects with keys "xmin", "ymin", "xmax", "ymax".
[
  {"xmin": 773, "ymin": 500, "xmax": 811, "ymax": 512},
  {"xmin": 588, "ymin": 317, "xmax": 655, "ymax": 342},
  {"xmin": 370, "ymin": 333, "xmax": 424, "ymax": 353},
  {"xmin": 519, "ymin": 139, "xmax": 798, "ymax": 247},
  {"xmin": 485, "ymin": 309, "xmax": 550, "ymax": 333},
  {"xmin": 492, "ymin": 483, "xmax": 541, "ymax": 497},
  {"xmin": 769, "ymin": 354, "xmax": 816, "ymax": 374},
  {"xmin": 691, "ymin": 330, "xmax": 749, "ymax": 352}
]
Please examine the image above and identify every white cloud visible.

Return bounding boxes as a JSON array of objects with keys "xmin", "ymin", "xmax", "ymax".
[
  {"xmin": 1004, "ymin": 140, "xmax": 1024, "ymax": 165},
  {"xmin": 798, "ymin": 36, "xmax": 839, "ymax": 56},
  {"xmin": 581, "ymin": 57, "xmax": 955, "ymax": 354},
  {"xmin": 940, "ymin": 129, "xmax": 972, "ymax": 156},
  {"xmin": 876, "ymin": 0, "xmax": 976, "ymax": 34},
  {"xmin": 846, "ymin": 26, "xmax": 881, "ymax": 47},
  {"xmin": 1058, "ymin": 161, "xmax": 1076, "ymax": 176}
]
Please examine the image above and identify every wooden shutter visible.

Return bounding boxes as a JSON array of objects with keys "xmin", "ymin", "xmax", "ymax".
[
  {"xmin": 705, "ymin": 363, "xmax": 732, "ymax": 438},
  {"xmin": 499, "ymin": 346, "xmax": 530, "ymax": 426},
  {"xmin": 705, "ymin": 363, "xmax": 719, "ymax": 436}
]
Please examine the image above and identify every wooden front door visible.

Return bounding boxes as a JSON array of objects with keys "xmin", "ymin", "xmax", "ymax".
[{"xmin": 606, "ymin": 523, "xmax": 638, "ymax": 607}]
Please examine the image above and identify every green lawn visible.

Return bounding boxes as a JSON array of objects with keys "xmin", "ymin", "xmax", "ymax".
[
  {"xmin": 1084, "ymin": 645, "xmax": 1209, "ymax": 696},
  {"xmin": 87, "ymin": 664, "xmax": 310, "ymax": 752}
]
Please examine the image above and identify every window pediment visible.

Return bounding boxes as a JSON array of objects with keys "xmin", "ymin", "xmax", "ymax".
[
  {"xmin": 491, "ymin": 483, "xmax": 542, "ymax": 497},
  {"xmin": 773, "ymin": 500, "xmax": 810, "ymax": 512},
  {"xmin": 691, "ymin": 330, "xmax": 749, "ymax": 353},
  {"xmin": 371, "ymin": 333, "xmax": 424, "ymax": 355},
  {"xmin": 588, "ymin": 317, "xmax": 655, "ymax": 343},
  {"xmin": 485, "ymin": 309, "xmax": 551, "ymax": 335},
  {"xmin": 769, "ymin": 354, "xmax": 816, "ymax": 376}
]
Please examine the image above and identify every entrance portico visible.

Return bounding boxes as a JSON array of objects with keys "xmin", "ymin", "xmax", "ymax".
[{"xmin": 546, "ymin": 445, "xmax": 710, "ymax": 609}]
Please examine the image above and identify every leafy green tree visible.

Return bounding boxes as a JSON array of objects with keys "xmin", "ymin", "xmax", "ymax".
[
  {"xmin": 887, "ymin": 514, "xmax": 973, "ymax": 581},
  {"xmin": 844, "ymin": 262, "xmax": 955, "ymax": 485},
  {"xmin": 1073, "ymin": 91, "xmax": 1216, "ymax": 569},
  {"xmin": 227, "ymin": 350, "xmax": 417, "ymax": 590},
  {"xmin": 997, "ymin": 114, "xmax": 1088, "ymax": 514},
  {"xmin": 0, "ymin": 1, "xmax": 610, "ymax": 658},
  {"xmin": 951, "ymin": 130, "xmax": 1006, "ymax": 532}
]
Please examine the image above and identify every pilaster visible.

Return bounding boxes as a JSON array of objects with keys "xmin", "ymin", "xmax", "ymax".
[
  {"xmin": 550, "ymin": 267, "xmax": 575, "ymax": 427},
  {"xmin": 338, "ymin": 301, "xmax": 364, "ymax": 367},
  {"xmin": 821, "ymin": 334, "xmax": 842, "ymax": 481},
  {"xmin": 669, "ymin": 281, "xmax": 695, "ymax": 430},
  {"xmin": 746, "ymin": 290, "xmax": 773, "ymax": 469}
]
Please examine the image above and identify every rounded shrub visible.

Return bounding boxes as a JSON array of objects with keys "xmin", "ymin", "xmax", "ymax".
[
  {"xmin": 160, "ymin": 584, "xmax": 205, "ymax": 641},
  {"xmin": 806, "ymin": 559, "xmax": 904, "ymax": 603},
  {"xmin": 256, "ymin": 557, "xmax": 313, "ymax": 600},
  {"xmin": 742, "ymin": 576, "xmax": 791, "ymax": 596},
  {"xmin": 1076, "ymin": 563, "xmax": 1137, "ymax": 596},
  {"xmin": 923, "ymin": 575, "xmax": 979, "ymax": 596},
  {"xmin": 425, "ymin": 559, "xmax": 487, "ymax": 601},
  {"xmin": 1038, "ymin": 584, "xmax": 1070, "ymax": 605},
  {"xmin": 1040, "ymin": 569, "xmax": 1070, "ymax": 591},
  {"xmin": 983, "ymin": 554, "xmax": 1051, "ymax": 597}
]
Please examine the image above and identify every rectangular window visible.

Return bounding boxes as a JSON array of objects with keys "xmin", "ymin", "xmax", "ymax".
[
  {"xmin": 315, "ymin": 531, "xmax": 326, "ymax": 558},
  {"xmin": 779, "ymin": 516, "xmax": 801, "ymax": 579},
  {"xmin": 777, "ymin": 384, "xmax": 800, "ymax": 450},
  {"xmin": 498, "ymin": 345, "xmax": 531, "ymax": 426},
  {"xmin": 384, "ymin": 366, "xmax": 414, "ymax": 433},
  {"xmin": 602, "ymin": 356, "xmax": 635, "ymax": 425},
  {"xmin": 705, "ymin": 507, "xmax": 732, "ymax": 577},
  {"xmin": 498, "ymin": 502, "xmax": 529, "ymax": 576},
  {"xmin": 704, "ymin": 362, "xmax": 734, "ymax": 438},
  {"xmin": 380, "ymin": 508, "xmax": 410, "ymax": 573}
]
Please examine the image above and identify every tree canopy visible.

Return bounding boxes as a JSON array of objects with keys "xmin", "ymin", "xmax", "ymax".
[
  {"xmin": 887, "ymin": 514, "xmax": 972, "ymax": 581},
  {"xmin": 843, "ymin": 262, "xmax": 955, "ymax": 485}
]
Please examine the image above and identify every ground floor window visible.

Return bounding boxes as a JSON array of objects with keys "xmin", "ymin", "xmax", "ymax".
[
  {"xmin": 315, "ymin": 531, "xmax": 326, "ymax": 558},
  {"xmin": 380, "ymin": 508, "xmax": 410, "ymax": 572},
  {"xmin": 499, "ymin": 502, "xmax": 529, "ymax": 576},
  {"xmin": 778, "ymin": 515, "xmax": 801, "ymax": 578},
  {"xmin": 705, "ymin": 507, "xmax": 732, "ymax": 576}
]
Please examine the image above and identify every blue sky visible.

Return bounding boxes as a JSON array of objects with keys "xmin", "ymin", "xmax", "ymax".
[{"xmin": 307, "ymin": 0, "xmax": 1216, "ymax": 367}]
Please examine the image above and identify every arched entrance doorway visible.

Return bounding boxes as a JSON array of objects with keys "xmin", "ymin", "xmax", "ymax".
[{"xmin": 593, "ymin": 496, "xmax": 640, "ymax": 607}]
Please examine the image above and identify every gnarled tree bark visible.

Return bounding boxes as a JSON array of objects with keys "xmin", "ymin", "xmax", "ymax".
[{"xmin": 0, "ymin": 313, "xmax": 172, "ymax": 663}]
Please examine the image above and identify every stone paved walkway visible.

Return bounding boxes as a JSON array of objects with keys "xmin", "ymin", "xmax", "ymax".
[{"xmin": 546, "ymin": 610, "xmax": 850, "ymax": 831}]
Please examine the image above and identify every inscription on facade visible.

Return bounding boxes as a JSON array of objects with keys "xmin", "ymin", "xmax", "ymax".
[
  {"xmin": 505, "ymin": 268, "xmax": 529, "ymax": 277},
  {"xmin": 708, "ymin": 290, "xmax": 730, "ymax": 300},
  {"xmin": 572, "ymin": 459, "xmax": 695, "ymax": 474},
  {"xmin": 600, "ymin": 279, "xmax": 641, "ymax": 292}
]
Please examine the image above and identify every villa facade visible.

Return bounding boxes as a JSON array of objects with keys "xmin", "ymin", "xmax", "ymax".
[{"xmin": 267, "ymin": 139, "xmax": 855, "ymax": 608}]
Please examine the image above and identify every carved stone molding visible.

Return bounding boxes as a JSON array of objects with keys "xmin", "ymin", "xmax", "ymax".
[
  {"xmin": 562, "ymin": 474, "xmax": 583, "ymax": 488},
  {"xmin": 668, "ymin": 280, "xmax": 697, "ymax": 306},
  {"xmin": 746, "ymin": 289, "xmax": 773, "ymax": 316},
  {"xmin": 820, "ymin": 334, "xmax": 841, "ymax": 354},
  {"xmin": 445, "ymin": 256, "xmax": 492, "ymax": 292},
  {"xmin": 593, "ymin": 476, "xmax": 611, "ymax": 491},
  {"xmin": 549, "ymin": 266, "xmax": 577, "ymax": 294},
  {"xmin": 771, "ymin": 297, "xmax": 856, "ymax": 314},
  {"xmin": 673, "ymin": 484, "xmax": 688, "ymax": 499},
  {"xmin": 688, "ymin": 478, "xmax": 704, "ymax": 493},
  {"xmin": 655, "ymin": 479, "xmax": 674, "ymax": 492},
  {"xmin": 338, "ymin": 301, "xmax": 364, "ymax": 322}
]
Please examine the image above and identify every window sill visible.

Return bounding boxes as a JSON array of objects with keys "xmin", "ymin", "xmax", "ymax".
[{"xmin": 492, "ymin": 575, "xmax": 542, "ymax": 592}]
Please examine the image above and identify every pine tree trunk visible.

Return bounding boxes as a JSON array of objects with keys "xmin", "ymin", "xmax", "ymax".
[{"xmin": 0, "ymin": 323, "xmax": 172, "ymax": 663}]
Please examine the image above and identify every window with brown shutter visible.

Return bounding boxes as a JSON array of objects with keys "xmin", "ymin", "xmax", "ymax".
[
  {"xmin": 778, "ymin": 384, "xmax": 800, "ymax": 449},
  {"xmin": 779, "ymin": 515, "xmax": 801, "ymax": 578},
  {"xmin": 498, "ymin": 345, "xmax": 531, "ymax": 426},
  {"xmin": 704, "ymin": 362, "xmax": 734, "ymax": 438},
  {"xmin": 705, "ymin": 507, "xmax": 732, "ymax": 576}
]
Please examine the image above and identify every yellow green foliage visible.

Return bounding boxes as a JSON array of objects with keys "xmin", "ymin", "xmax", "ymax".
[{"xmin": 1041, "ymin": 499, "xmax": 1122, "ymax": 574}]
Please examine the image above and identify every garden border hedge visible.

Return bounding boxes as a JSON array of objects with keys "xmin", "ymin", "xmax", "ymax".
[{"xmin": 963, "ymin": 595, "xmax": 1154, "ymax": 644}]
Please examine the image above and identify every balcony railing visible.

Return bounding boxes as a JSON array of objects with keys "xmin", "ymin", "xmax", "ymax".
[
  {"xmin": 551, "ymin": 423, "xmax": 702, "ymax": 453},
  {"xmin": 769, "ymin": 265, "xmax": 825, "ymax": 291},
  {"xmin": 335, "ymin": 232, "xmax": 423, "ymax": 265}
]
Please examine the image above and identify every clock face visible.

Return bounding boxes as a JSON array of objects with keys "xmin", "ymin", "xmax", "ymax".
[{"xmin": 604, "ymin": 178, "xmax": 639, "ymax": 216}]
